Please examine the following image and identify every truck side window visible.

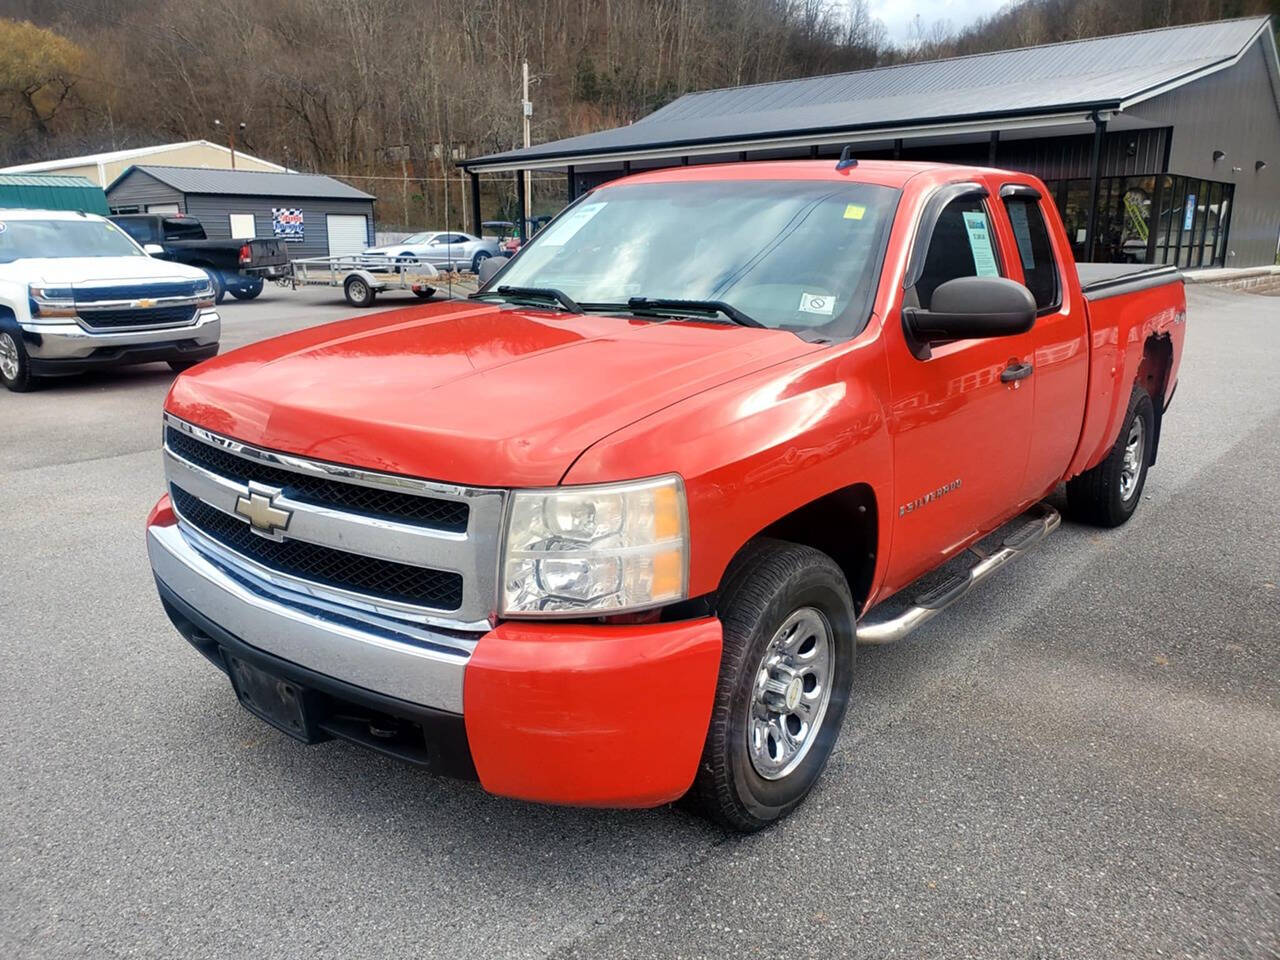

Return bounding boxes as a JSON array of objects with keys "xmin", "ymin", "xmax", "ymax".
[
  {"xmin": 1003, "ymin": 196, "xmax": 1060, "ymax": 311},
  {"xmin": 916, "ymin": 197, "xmax": 1001, "ymax": 309}
]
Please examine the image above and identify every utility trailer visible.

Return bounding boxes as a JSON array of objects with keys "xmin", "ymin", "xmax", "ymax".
[{"xmin": 286, "ymin": 255, "xmax": 478, "ymax": 307}]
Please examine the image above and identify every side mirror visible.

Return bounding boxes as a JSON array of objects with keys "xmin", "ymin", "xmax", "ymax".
[
  {"xmin": 477, "ymin": 255, "xmax": 509, "ymax": 286},
  {"xmin": 143, "ymin": 243, "xmax": 165, "ymax": 256},
  {"xmin": 904, "ymin": 276, "xmax": 1036, "ymax": 344}
]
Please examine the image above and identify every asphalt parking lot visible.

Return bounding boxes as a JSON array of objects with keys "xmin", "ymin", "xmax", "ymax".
[{"xmin": 2, "ymin": 285, "xmax": 1277, "ymax": 959}]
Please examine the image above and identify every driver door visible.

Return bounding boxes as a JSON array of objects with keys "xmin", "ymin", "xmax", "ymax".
[{"xmin": 882, "ymin": 183, "xmax": 1037, "ymax": 593}]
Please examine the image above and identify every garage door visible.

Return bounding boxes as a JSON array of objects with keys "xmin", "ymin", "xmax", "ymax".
[
  {"xmin": 326, "ymin": 215, "xmax": 369, "ymax": 257},
  {"xmin": 146, "ymin": 203, "xmax": 180, "ymax": 214}
]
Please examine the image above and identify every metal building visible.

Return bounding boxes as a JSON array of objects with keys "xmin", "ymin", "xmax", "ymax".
[
  {"xmin": 462, "ymin": 16, "xmax": 1280, "ymax": 268},
  {"xmin": 0, "ymin": 173, "xmax": 109, "ymax": 215},
  {"xmin": 105, "ymin": 166, "xmax": 377, "ymax": 260}
]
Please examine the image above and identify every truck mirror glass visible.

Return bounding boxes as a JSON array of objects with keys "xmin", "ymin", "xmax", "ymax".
[
  {"xmin": 477, "ymin": 256, "xmax": 509, "ymax": 286},
  {"xmin": 904, "ymin": 275, "xmax": 1036, "ymax": 344}
]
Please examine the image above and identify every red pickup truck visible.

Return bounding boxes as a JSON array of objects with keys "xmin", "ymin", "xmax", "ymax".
[{"xmin": 146, "ymin": 160, "xmax": 1185, "ymax": 831}]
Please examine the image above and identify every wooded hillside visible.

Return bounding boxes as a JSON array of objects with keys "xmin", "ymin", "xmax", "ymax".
[{"xmin": 1, "ymin": 0, "xmax": 1275, "ymax": 227}]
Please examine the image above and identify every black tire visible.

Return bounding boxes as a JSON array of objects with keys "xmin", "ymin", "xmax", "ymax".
[
  {"xmin": 413, "ymin": 288, "xmax": 435, "ymax": 299},
  {"xmin": 0, "ymin": 327, "xmax": 37, "ymax": 392},
  {"xmin": 344, "ymin": 275, "xmax": 377, "ymax": 308},
  {"xmin": 201, "ymin": 267, "xmax": 226, "ymax": 305},
  {"xmin": 168, "ymin": 359, "xmax": 202, "ymax": 373},
  {"xmin": 689, "ymin": 539, "xmax": 856, "ymax": 832},
  {"xmin": 229, "ymin": 277, "xmax": 264, "ymax": 300},
  {"xmin": 1066, "ymin": 385, "xmax": 1155, "ymax": 527},
  {"xmin": 471, "ymin": 250, "xmax": 492, "ymax": 274}
]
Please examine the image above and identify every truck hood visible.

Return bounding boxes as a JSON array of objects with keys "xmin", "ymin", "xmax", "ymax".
[
  {"xmin": 166, "ymin": 300, "xmax": 820, "ymax": 487},
  {"xmin": 11, "ymin": 256, "xmax": 208, "ymax": 285}
]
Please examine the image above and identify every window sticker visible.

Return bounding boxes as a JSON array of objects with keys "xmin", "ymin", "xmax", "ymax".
[
  {"xmin": 961, "ymin": 211, "xmax": 1000, "ymax": 277},
  {"xmin": 538, "ymin": 202, "xmax": 605, "ymax": 246},
  {"xmin": 843, "ymin": 204, "xmax": 866, "ymax": 220},
  {"xmin": 1007, "ymin": 201, "xmax": 1036, "ymax": 269},
  {"xmin": 1183, "ymin": 195, "xmax": 1196, "ymax": 231},
  {"xmin": 0, "ymin": 221, "xmax": 7, "ymax": 233},
  {"xmin": 798, "ymin": 291, "xmax": 836, "ymax": 315}
]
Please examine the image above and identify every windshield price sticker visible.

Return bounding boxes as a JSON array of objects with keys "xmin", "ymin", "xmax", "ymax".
[
  {"xmin": 799, "ymin": 291, "xmax": 836, "ymax": 315},
  {"xmin": 843, "ymin": 204, "xmax": 866, "ymax": 220},
  {"xmin": 540, "ymin": 202, "xmax": 606, "ymax": 247},
  {"xmin": 0, "ymin": 222, "xmax": 6, "ymax": 234},
  {"xmin": 961, "ymin": 211, "xmax": 1000, "ymax": 277}
]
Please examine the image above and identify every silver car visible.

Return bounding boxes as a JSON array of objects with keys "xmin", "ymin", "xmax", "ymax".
[{"xmin": 364, "ymin": 231, "xmax": 502, "ymax": 273}]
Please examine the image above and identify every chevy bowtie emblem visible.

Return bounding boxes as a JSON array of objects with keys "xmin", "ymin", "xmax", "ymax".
[
  {"xmin": 136, "ymin": 298, "xmax": 156, "ymax": 308},
  {"xmin": 234, "ymin": 483, "xmax": 292, "ymax": 538}
]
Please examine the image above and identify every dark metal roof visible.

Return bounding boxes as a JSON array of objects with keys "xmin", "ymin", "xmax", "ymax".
[
  {"xmin": 108, "ymin": 165, "xmax": 375, "ymax": 200},
  {"xmin": 466, "ymin": 16, "xmax": 1274, "ymax": 170}
]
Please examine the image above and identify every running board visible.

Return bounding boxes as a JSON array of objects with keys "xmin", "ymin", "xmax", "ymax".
[{"xmin": 856, "ymin": 503, "xmax": 1061, "ymax": 645}]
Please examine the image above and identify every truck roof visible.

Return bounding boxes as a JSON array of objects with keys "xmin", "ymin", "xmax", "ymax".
[
  {"xmin": 609, "ymin": 159, "xmax": 1005, "ymax": 190},
  {"xmin": 0, "ymin": 207, "xmax": 109, "ymax": 222}
]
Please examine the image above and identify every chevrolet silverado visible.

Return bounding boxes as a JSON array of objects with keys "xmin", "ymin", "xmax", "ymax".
[{"xmin": 145, "ymin": 160, "xmax": 1185, "ymax": 831}]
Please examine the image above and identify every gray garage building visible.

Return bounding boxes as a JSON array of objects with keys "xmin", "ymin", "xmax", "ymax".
[
  {"xmin": 105, "ymin": 165, "xmax": 376, "ymax": 259},
  {"xmin": 463, "ymin": 16, "xmax": 1280, "ymax": 268}
]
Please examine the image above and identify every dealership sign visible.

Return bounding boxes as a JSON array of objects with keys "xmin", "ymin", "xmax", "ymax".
[{"xmin": 272, "ymin": 207, "xmax": 304, "ymax": 241}]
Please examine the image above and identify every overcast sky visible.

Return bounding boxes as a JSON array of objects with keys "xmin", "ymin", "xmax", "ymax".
[{"xmin": 869, "ymin": 0, "xmax": 1012, "ymax": 45}]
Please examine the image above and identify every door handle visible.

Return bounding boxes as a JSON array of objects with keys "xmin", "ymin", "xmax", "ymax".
[{"xmin": 1001, "ymin": 361, "xmax": 1034, "ymax": 383}]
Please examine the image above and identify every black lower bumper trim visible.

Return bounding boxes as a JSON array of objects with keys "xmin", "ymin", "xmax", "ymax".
[
  {"xmin": 155, "ymin": 578, "xmax": 478, "ymax": 780},
  {"xmin": 29, "ymin": 340, "xmax": 218, "ymax": 376}
]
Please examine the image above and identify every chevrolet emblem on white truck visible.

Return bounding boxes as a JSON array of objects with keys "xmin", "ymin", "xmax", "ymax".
[{"xmin": 234, "ymin": 483, "xmax": 292, "ymax": 538}]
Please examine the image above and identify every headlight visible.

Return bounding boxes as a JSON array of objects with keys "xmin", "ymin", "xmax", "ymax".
[
  {"xmin": 194, "ymin": 277, "xmax": 215, "ymax": 308},
  {"xmin": 500, "ymin": 475, "xmax": 688, "ymax": 617},
  {"xmin": 28, "ymin": 284, "xmax": 76, "ymax": 318}
]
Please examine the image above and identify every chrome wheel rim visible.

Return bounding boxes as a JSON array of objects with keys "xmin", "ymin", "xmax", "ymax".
[
  {"xmin": 748, "ymin": 606, "xmax": 834, "ymax": 780},
  {"xmin": 1119, "ymin": 416, "xmax": 1145, "ymax": 501},
  {"xmin": 0, "ymin": 332, "xmax": 18, "ymax": 381},
  {"xmin": 350, "ymin": 279, "xmax": 368, "ymax": 301}
]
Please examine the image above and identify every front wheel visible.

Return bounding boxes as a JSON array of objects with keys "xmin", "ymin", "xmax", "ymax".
[
  {"xmin": 0, "ymin": 328, "xmax": 36, "ymax": 392},
  {"xmin": 471, "ymin": 250, "xmax": 492, "ymax": 274},
  {"xmin": 344, "ymin": 275, "xmax": 377, "ymax": 308},
  {"xmin": 689, "ymin": 539, "xmax": 856, "ymax": 832},
  {"xmin": 201, "ymin": 267, "xmax": 226, "ymax": 305},
  {"xmin": 1066, "ymin": 384, "xmax": 1155, "ymax": 527}
]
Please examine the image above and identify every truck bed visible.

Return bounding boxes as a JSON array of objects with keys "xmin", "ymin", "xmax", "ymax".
[{"xmin": 1076, "ymin": 262, "xmax": 1181, "ymax": 300}]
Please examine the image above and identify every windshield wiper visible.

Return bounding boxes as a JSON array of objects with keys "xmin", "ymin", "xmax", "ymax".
[
  {"xmin": 625, "ymin": 297, "xmax": 763, "ymax": 328},
  {"xmin": 471, "ymin": 285, "xmax": 583, "ymax": 314}
]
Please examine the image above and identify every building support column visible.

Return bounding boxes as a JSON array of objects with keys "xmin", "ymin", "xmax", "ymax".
[
  {"xmin": 515, "ymin": 171, "xmax": 527, "ymax": 243},
  {"xmin": 469, "ymin": 172, "xmax": 481, "ymax": 239},
  {"xmin": 1084, "ymin": 111, "xmax": 1107, "ymax": 262},
  {"xmin": 566, "ymin": 165, "xmax": 575, "ymax": 203},
  {"xmin": 987, "ymin": 130, "xmax": 1000, "ymax": 166}
]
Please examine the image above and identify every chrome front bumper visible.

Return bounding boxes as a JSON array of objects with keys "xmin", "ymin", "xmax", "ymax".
[
  {"xmin": 21, "ymin": 309, "xmax": 220, "ymax": 360},
  {"xmin": 147, "ymin": 522, "xmax": 476, "ymax": 713}
]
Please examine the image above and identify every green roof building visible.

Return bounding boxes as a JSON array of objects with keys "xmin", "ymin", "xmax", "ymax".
[{"xmin": 0, "ymin": 173, "xmax": 110, "ymax": 215}]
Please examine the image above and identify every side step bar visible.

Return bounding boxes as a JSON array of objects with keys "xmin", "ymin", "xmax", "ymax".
[{"xmin": 856, "ymin": 503, "xmax": 1061, "ymax": 645}]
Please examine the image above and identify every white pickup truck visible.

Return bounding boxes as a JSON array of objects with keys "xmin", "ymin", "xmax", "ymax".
[{"xmin": 0, "ymin": 209, "xmax": 220, "ymax": 392}]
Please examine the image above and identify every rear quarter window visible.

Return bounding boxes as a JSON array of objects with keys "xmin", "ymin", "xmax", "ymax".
[{"xmin": 1003, "ymin": 196, "xmax": 1060, "ymax": 311}]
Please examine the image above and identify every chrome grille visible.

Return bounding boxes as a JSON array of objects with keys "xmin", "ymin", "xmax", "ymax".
[
  {"xmin": 170, "ymin": 486, "xmax": 464, "ymax": 609},
  {"xmin": 165, "ymin": 426, "xmax": 469, "ymax": 531},
  {"xmin": 162, "ymin": 414, "xmax": 505, "ymax": 629}
]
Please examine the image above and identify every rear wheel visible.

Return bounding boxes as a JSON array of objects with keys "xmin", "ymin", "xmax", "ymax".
[
  {"xmin": 1066, "ymin": 385, "xmax": 1154, "ymax": 527},
  {"xmin": 0, "ymin": 328, "xmax": 36, "ymax": 392},
  {"xmin": 229, "ymin": 277, "xmax": 264, "ymax": 300},
  {"xmin": 201, "ymin": 267, "xmax": 226, "ymax": 305},
  {"xmin": 689, "ymin": 539, "xmax": 856, "ymax": 832},
  {"xmin": 471, "ymin": 250, "xmax": 492, "ymax": 274},
  {"xmin": 344, "ymin": 275, "xmax": 376, "ymax": 308}
]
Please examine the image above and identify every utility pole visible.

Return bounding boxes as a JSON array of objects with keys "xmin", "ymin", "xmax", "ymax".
[
  {"xmin": 214, "ymin": 119, "xmax": 246, "ymax": 169},
  {"xmin": 522, "ymin": 60, "xmax": 532, "ymax": 226}
]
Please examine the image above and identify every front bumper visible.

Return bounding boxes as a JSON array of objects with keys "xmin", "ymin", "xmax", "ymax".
[
  {"xmin": 147, "ymin": 502, "xmax": 723, "ymax": 807},
  {"xmin": 20, "ymin": 309, "xmax": 220, "ymax": 361}
]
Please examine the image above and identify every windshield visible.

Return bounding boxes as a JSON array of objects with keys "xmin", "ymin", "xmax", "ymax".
[
  {"xmin": 491, "ymin": 179, "xmax": 899, "ymax": 338},
  {"xmin": 0, "ymin": 218, "xmax": 143, "ymax": 262}
]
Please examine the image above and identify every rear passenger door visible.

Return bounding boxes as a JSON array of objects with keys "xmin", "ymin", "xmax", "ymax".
[
  {"xmin": 999, "ymin": 184, "xmax": 1089, "ymax": 500},
  {"xmin": 884, "ymin": 182, "xmax": 1037, "ymax": 590}
]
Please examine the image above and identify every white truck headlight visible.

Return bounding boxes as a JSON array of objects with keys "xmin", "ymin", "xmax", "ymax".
[
  {"xmin": 194, "ymin": 277, "xmax": 215, "ymax": 308},
  {"xmin": 28, "ymin": 284, "xmax": 77, "ymax": 318},
  {"xmin": 501, "ymin": 475, "xmax": 689, "ymax": 617}
]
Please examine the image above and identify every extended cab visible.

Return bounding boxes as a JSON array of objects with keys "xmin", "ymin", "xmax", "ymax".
[
  {"xmin": 110, "ymin": 214, "xmax": 288, "ymax": 303},
  {"xmin": 145, "ymin": 161, "xmax": 1185, "ymax": 830},
  {"xmin": 0, "ymin": 209, "xmax": 220, "ymax": 392}
]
